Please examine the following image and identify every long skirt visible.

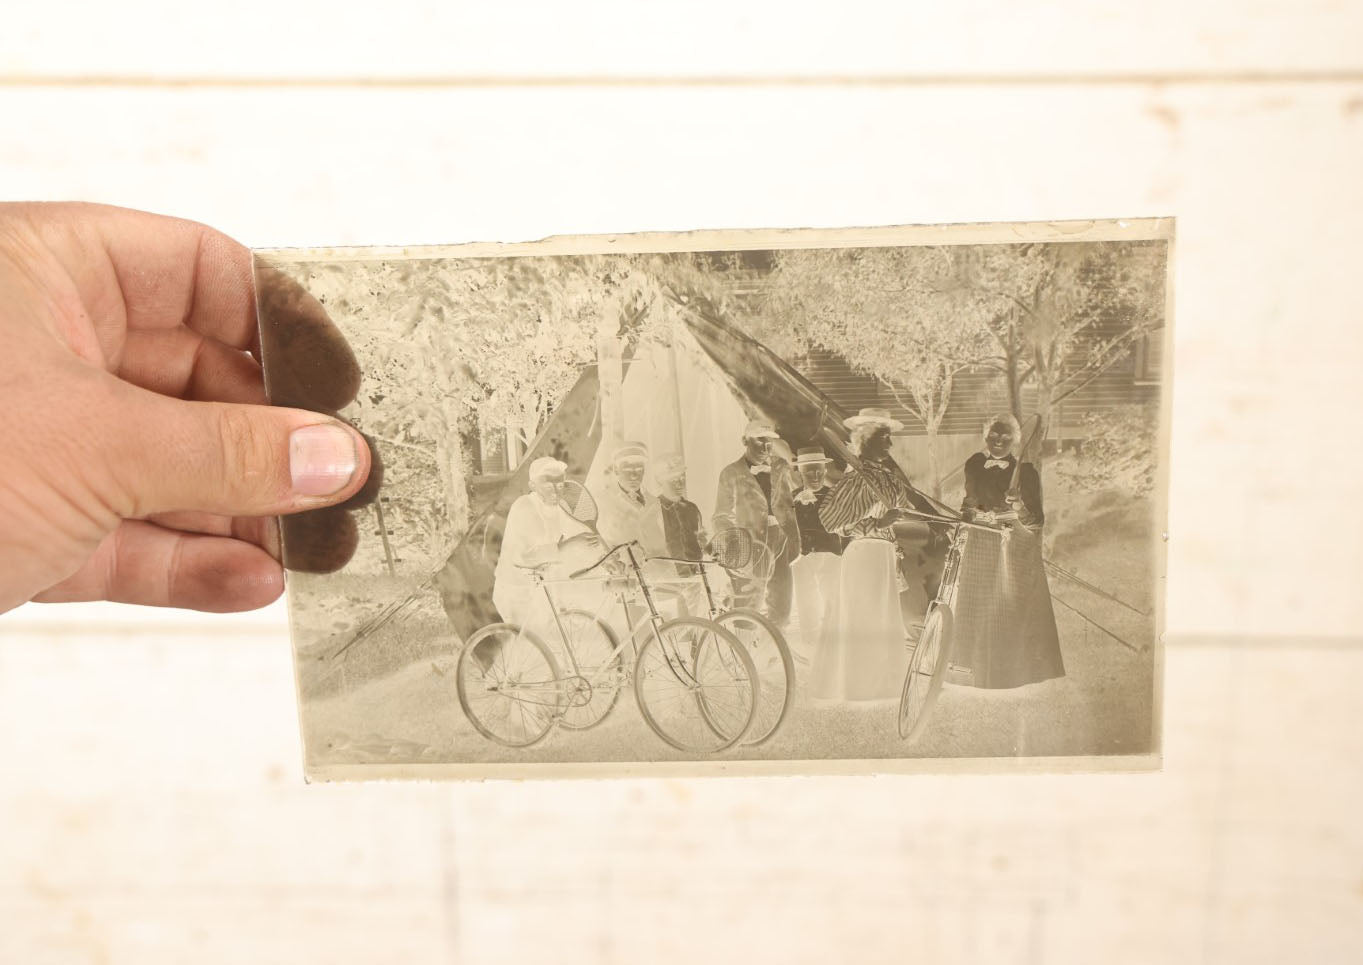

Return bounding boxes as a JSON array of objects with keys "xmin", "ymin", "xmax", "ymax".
[
  {"xmin": 949, "ymin": 524, "xmax": 1064, "ymax": 689},
  {"xmin": 790, "ymin": 551, "xmax": 842, "ymax": 665},
  {"xmin": 810, "ymin": 539, "xmax": 908, "ymax": 701}
]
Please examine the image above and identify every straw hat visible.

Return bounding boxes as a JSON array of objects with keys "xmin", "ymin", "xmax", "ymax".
[
  {"xmin": 794, "ymin": 447, "xmax": 832, "ymax": 467},
  {"xmin": 842, "ymin": 407, "xmax": 904, "ymax": 431}
]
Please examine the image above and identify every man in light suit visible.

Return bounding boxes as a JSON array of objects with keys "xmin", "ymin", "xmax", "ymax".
[{"xmin": 711, "ymin": 419, "xmax": 801, "ymax": 628}]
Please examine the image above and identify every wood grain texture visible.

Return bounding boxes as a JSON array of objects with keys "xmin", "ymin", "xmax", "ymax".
[
  {"xmin": 4, "ymin": 1, "xmax": 1363, "ymax": 80},
  {"xmin": 0, "ymin": 632, "xmax": 457, "ymax": 964}
]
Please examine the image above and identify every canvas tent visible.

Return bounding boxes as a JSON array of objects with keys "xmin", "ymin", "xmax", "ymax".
[{"xmin": 435, "ymin": 302, "xmax": 946, "ymax": 640}]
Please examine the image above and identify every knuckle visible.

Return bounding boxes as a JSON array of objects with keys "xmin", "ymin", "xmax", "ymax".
[{"xmin": 214, "ymin": 406, "xmax": 282, "ymax": 501}]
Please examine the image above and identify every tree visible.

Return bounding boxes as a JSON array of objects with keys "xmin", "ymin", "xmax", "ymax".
[
  {"xmin": 957, "ymin": 241, "xmax": 1166, "ymax": 460},
  {"xmin": 298, "ymin": 253, "xmax": 725, "ymax": 560},
  {"xmin": 743, "ymin": 246, "xmax": 994, "ymax": 498}
]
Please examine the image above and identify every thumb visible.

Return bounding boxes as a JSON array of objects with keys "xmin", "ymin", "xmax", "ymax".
[{"xmin": 109, "ymin": 387, "xmax": 371, "ymax": 519}]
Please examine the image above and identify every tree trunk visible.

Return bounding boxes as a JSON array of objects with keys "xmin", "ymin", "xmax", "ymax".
[
  {"xmin": 436, "ymin": 400, "xmax": 470, "ymax": 556},
  {"xmin": 1005, "ymin": 352, "xmax": 1025, "ymax": 427},
  {"xmin": 1032, "ymin": 375, "xmax": 1055, "ymax": 466},
  {"xmin": 1004, "ymin": 318, "xmax": 1025, "ymax": 426},
  {"xmin": 515, "ymin": 415, "xmax": 539, "ymax": 463},
  {"xmin": 373, "ymin": 501, "xmax": 397, "ymax": 576},
  {"xmin": 925, "ymin": 417, "xmax": 943, "ymax": 500}
]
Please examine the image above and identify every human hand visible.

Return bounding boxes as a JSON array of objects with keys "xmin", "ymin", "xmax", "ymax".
[
  {"xmin": 876, "ymin": 508, "xmax": 906, "ymax": 529},
  {"xmin": 0, "ymin": 203, "xmax": 372, "ymax": 614}
]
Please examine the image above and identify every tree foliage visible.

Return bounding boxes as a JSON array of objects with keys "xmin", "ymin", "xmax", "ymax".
[
  {"xmin": 294, "ymin": 253, "xmax": 726, "ymax": 567},
  {"xmin": 743, "ymin": 246, "xmax": 995, "ymax": 496},
  {"xmin": 1053, "ymin": 403, "xmax": 1160, "ymax": 497},
  {"xmin": 735, "ymin": 241, "xmax": 1165, "ymax": 491},
  {"xmin": 957, "ymin": 241, "xmax": 1167, "ymax": 455}
]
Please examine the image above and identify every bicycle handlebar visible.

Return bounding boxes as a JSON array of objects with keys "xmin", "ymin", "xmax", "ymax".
[
  {"xmin": 649, "ymin": 554, "xmax": 718, "ymax": 567},
  {"xmin": 648, "ymin": 554, "xmax": 750, "ymax": 578},
  {"xmin": 895, "ymin": 507, "xmax": 1012, "ymax": 534},
  {"xmin": 568, "ymin": 541, "xmax": 637, "ymax": 579}
]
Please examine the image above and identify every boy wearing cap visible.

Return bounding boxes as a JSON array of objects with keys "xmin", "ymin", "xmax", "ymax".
[
  {"xmin": 654, "ymin": 453, "xmax": 707, "ymax": 571},
  {"xmin": 653, "ymin": 453, "xmax": 727, "ymax": 616},
  {"xmin": 712, "ymin": 419, "xmax": 801, "ymax": 629}
]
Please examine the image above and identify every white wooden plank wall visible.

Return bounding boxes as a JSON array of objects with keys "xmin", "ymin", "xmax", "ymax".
[{"xmin": 2, "ymin": 4, "xmax": 1361, "ymax": 962}]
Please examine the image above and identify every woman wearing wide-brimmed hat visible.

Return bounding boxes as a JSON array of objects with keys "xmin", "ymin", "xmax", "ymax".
[
  {"xmin": 813, "ymin": 408, "xmax": 923, "ymax": 701},
  {"xmin": 952, "ymin": 412, "xmax": 1065, "ymax": 688}
]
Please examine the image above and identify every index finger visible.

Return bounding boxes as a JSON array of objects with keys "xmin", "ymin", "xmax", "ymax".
[{"xmin": 24, "ymin": 201, "xmax": 258, "ymax": 354}]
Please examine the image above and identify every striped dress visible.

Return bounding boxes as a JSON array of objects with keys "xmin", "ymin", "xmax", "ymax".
[
  {"xmin": 808, "ymin": 458, "xmax": 917, "ymax": 701},
  {"xmin": 817, "ymin": 460, "xmax": 920, "ymax": 541}
]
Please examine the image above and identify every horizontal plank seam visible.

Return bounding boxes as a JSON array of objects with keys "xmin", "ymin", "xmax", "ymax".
[
  {"xmin": 2, "ymin": 72, "xmax": 1363, "ymax": 89},
  {"xmin": 2, "ymin": 627, "xmax": 1361, "ymax": 650}
]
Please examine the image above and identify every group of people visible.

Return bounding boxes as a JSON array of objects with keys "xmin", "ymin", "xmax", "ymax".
[{"xmin": 490, "ymin": 404, "xmax": 1065, "ymax": 702}]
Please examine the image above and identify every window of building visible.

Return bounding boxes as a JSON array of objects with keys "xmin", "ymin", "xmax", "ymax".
[{"xmin": 1133, "ymin": 328, "xmax": 1164, "ymax": 385}]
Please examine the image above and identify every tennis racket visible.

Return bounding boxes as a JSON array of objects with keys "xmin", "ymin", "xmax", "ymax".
[
  {"xmin": 1007, "ymin": 413, "xmax": 1045, "ymax": 494},
  {"xmin": 557, "ymin": 479, "xmax": 601, "ymax": 530},
  {"xmin": 710, "ymin": 526, "xmax": 754, "ymax": 572}
]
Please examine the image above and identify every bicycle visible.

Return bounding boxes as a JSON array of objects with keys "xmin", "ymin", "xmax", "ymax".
[
  {"xmin": 650, "ymin": 527, "xmax": 794, "ymax": 747},
  {"xmin": 456, "ymin": 540, "xmax": 760, "ymax": 754},
  {"xmin": 897, "ymin": 509, "xmax": 1015, "ymax": 742}
]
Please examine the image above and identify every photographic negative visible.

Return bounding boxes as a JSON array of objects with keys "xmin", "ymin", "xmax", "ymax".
[{"xmin": 255, "ymin": 219, "xmax": 1173, "ymax": 779}]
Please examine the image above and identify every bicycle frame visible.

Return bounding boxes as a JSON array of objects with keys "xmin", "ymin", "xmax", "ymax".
[
  {"xmin": 547, "ymin": 541, "xmax": 708, "ymax": 691},
  {"xmin": 916, "ymin": 508, "xmax": 1015, "ymax": 614},
  {"xmin": 648, "ymin": 553, "xmax": 726, "ymax": 621}
]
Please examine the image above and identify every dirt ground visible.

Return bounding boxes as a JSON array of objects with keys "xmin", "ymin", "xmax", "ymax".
[{"xmin": 295, "ymin": 487, "xmax": 1158, "ymax": 768}]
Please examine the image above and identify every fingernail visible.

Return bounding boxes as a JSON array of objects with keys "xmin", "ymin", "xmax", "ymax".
[{"xmin": 290, "ymin": 424, "xmax": 358, "ymax": 497}]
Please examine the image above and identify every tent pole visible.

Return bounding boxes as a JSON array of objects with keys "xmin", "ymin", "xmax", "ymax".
[
  {"xmin": 596, "ymin": 321, "xmax": 624, "ymax": 449},
  {"xmin": 666, "ymin": 334, "xmax": 686, "ymax": 463}
]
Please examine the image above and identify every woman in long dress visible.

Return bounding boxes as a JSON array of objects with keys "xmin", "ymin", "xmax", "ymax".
[
  {"xmin": 953, "ymin": 413, "xmax": 1065, "ymax": 688},
  {"xmin": 811, "ymin": 408, "xmax": 921, "ymax": 701}
]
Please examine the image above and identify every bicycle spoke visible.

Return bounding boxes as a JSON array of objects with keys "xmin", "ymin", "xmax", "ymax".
[
  {"xmin": 457, "ymin": 626, "xmax": 562, "ymax": 747},
  {"xmin": 633, "ymin": 618, "xmax": 760, "ymax": 752}
]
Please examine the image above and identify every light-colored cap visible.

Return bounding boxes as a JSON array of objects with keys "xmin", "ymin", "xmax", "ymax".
[
  {"xmin": 528, "ymin": 457, "xmax": 568, "ymax": 482},
  {"xmin": 611, "ymin": 441, "xmax": 649, "ymax": 465},
  {"xmin": 742, "ymin": 418, "xmax": 780, "ymax": 440}
]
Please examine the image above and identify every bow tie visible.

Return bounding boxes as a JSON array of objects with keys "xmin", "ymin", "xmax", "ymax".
[
  {"xmin": 983, "ymin": 458, "xmax": 1012, "ymax": 470},
  {"xmin": 749, "ymin": 464, "xmax": 771, "ymax": 475}
]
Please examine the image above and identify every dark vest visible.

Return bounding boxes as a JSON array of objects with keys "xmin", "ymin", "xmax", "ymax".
[{"xmin": 795, "ymin": 487, "xmax": 846, "ymax": 556}]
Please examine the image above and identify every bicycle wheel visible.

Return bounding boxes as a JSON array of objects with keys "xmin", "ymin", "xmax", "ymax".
[
  {"xmin": 634, "ymin": 618, "xmax": 757, "ymax": 754},
  {"xmin": 552, "ymin": 609, "xmax": 625, "ymax": 731},
  {"xmin": 456, "ymin": 623, "xmax": 563, "ymax": 748},
  {"xmin": 898, "ymin": 605, "xmax": 953, "ymax": 742},
  {"xmin": 717, "ymin": 608, "xmax": 793, "ymax": 747}
]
